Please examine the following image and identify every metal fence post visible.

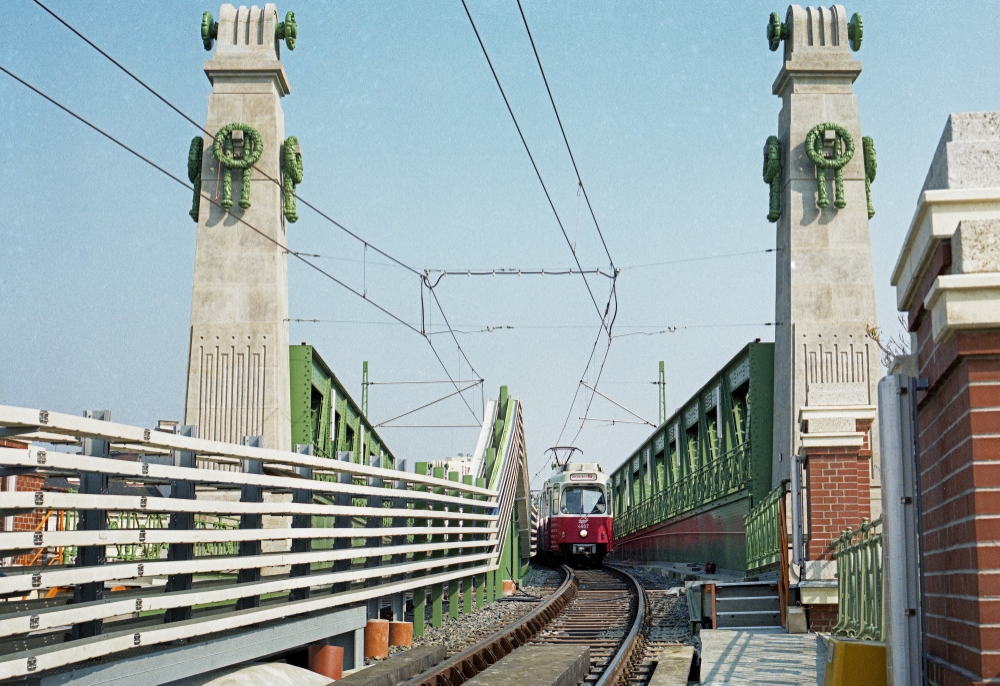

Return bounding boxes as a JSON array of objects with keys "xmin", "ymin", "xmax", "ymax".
[
  {"xmin": 289, "ymin": 444, "xmax": 313, "ymax": 602},
  {"xmin": 366, "ymin": 454, "xmax": 383, "ymax": 619},
  {"xmin": 165, "ymin": 424, "xmax": 197, "ymax": 623},
  {"xmin": 72, "ymin": 409, "xmax": 111, "ymax": 640},
  {"xmin": 878, "ymin": 374, "xmax": 926, "ymax": 686},
  {"xmin": 236, "ymin": 435, "xmax": 263, "ymax": 610},
  {"xmin": 332, "ymin": 451, "xmax": 353, "ymax": 594},
  {"xmin": 391, "ymin": 459, "xmax": 408, "ymax": 621}
]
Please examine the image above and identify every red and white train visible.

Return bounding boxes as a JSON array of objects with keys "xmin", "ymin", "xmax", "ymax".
[{"xmin": 535, "ymin": 450, "xmax": 613, "ymax": 566}]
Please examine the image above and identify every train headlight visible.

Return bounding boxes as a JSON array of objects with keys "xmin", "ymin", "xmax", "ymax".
[{"xmin": 579, "ymin": 529, "xmax": 588, "ymax": 538}]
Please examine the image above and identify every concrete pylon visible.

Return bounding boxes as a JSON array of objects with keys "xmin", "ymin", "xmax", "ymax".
[
  {"xmin": 183, "ymin": 4, "xmax": 292, "ymax": 451},
  {"xmin": 768, "ymin": 7, "xmax": 882, "ymax": 516}
]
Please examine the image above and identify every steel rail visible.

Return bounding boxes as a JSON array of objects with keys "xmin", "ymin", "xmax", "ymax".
[
  {"xmin": 596, "ymin": 565, "xmax": 647, "ymax": 686},
  {"xmin": 403, "ymin": 565, "xmax": 578, "ymax": 686}
]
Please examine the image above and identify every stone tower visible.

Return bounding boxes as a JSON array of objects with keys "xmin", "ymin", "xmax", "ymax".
[
  {"xmin": 768, "ymin": 6, "xmax": 882, "ymax": 518},
  {"xmin": 183, "ymin": 4, "xmax": 292, "ymax": 450}
]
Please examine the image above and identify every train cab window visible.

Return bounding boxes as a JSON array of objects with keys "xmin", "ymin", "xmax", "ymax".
[
  {"xmin": 560, "ymin": 486, "xmax": 606, "ymax": 515},
  {"xmin": 550, "ymin": 488, "xmax": 559, "ymax": 514}
]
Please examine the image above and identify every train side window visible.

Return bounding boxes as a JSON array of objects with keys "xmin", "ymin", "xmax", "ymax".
[{"xmin": 550, "ymin": 488, "xmax": 558, "ymax": 514}]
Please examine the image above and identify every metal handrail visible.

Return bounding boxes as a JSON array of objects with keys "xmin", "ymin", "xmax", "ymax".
[
  {"xmin": 831, "ymin": 517, "xmax": 884, "ymax": 641},
  {"xmin": 744, "ymin": 483, "xmax": 785, "ymax": 573}
]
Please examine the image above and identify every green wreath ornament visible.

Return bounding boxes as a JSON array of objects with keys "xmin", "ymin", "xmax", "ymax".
[
  {"xmin": 762, "ymin": 135, "xmax": 783, "ymax": 223},
  {"xmin": 213, "ymin": 123, "xmax": 264, "ymax": 210},
  {"xmin": 188, "ymin": 137, "xmax": 203, "ymax": 222},
  {"xmin": 848, "ymin": 12, "xmax": 864, "ymax": 52},
  {"xmin": 281, "ymin": 136, "xmax": 304, "ymax": 222},
  {"xmin": 805, "ymin": 122, "xmax": 854, "ymax": 210},
  {"xmin": 863, "ymin": 136, "xmax": 876, "ymax": 219}
]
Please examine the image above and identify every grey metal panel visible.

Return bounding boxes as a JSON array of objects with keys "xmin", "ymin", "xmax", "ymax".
[
  {"xmin": 878, "ymin": 374, "xmax": 925, "ymax": 686},
  {"xmin": 40, "ymin": 605, "xmax": 366, "ymax": 686}
]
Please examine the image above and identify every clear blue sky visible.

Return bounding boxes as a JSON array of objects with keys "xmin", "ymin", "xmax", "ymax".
[{"xmin": 2, "ymin": 1, "xmax": 998, "ymax": 481}]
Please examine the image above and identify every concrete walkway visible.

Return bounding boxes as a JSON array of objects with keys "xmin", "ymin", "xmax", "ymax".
[{"xmin": 698, "ymin": 629, "xmax": 826, "ymax": 685}]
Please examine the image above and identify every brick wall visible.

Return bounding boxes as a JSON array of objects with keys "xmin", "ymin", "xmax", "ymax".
[
  {"xmin": 804, "ymin": 604, "xmax": 838, "ymax": 633},
  {"xmin": 917, "ymin": 329, "xmax": 1000, "ymax": 686},
  {"xmin": 804, "ymin": 445, "xmax": 872, "ymax": 560}
]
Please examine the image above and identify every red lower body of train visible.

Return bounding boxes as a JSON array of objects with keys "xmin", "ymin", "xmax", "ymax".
[{"xmin": 537, "ymin": 513, "xmax": 613, "ymax": 565}]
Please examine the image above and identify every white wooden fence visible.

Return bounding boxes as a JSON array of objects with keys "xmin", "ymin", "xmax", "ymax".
[{"xmin": 0, "ymin": 405, "xmax": 509, "ymax": 680}]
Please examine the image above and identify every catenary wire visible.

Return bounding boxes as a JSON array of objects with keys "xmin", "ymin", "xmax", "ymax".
[
  {"xmin": 459, "ymin": 0, "xmax": 612, "ymax": 337},
  {"xmin": 515, "ymin": 0, "xmax": 615, "ymax": 270}
]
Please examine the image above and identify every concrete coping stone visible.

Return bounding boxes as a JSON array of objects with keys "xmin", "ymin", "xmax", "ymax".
[
  {"xmin": 462, "ymin": 645, "xmax": 590, "ymax": 686},
  {"xmin": 332, "ymin": 645, "xmax": 446, "ymax": 686},
  {"xmin": 648, "ymin": 645, "xmax": 695, "ymax": 686}
]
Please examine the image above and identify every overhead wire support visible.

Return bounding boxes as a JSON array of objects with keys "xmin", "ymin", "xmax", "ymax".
[
  {"xmin": 579, "ymin": 381, "xmax": 655, "ymax": 427},
  {"xmin": 459, "ymin": 0, "xmax": 613, "ymax": 337}
]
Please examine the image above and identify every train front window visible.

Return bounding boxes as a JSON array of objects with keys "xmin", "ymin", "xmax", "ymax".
[{"xmin": 560, "ymin": 486, "xmax": 606, "ymax": 515}]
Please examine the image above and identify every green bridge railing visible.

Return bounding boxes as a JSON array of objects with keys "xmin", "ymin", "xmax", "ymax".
[
  {"xmin": 832, "ymin": 517, "xmax": 884, "ymax": 641},
  {"xmin": 744, "ymin": 483, "xmax": 785, "ymax": 573},
  {"xmin": 616, "ymin": 441, "xmax": 750, "ymax": 538}
]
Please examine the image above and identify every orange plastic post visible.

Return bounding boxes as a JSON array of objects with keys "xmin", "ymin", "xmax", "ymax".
[
  {"xmin": 364, "ymin": 618, "xmax": 389, "ymax": 659},
  {"xmin": 388, "ymin": 620, "xmax": 413, "ymax": 647},
  {"xmin": 308, "ymin": 644, "xmax": 344, "ymax": 679}
]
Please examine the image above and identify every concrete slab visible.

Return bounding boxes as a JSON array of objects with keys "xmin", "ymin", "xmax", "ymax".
[
  {"xmin": 463, "ymin": 645, "xmax": 589, "ymax": 686},
  {"xmin": 172, "ymin": 662, "xmax": 329, "ymax": 686},
  {"xmin": 699, "ymin": 629, "xmax": 826, "ymax": 685},
  {"xmin": 335, "ymin": 645, "xmax": 446, "ymax": 686},
  {"xmin": 649, "ymin": 646, "xmax": 695, "ymax": 685}
]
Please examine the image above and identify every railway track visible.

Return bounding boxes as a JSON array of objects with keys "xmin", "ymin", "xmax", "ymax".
[{"xmin": 403, "ymin": 564, "xmax": 645, "ymax": 686}]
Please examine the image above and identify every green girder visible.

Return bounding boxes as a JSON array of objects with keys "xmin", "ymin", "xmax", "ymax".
[
  {"xmin": 281, "ymin": 136, "xmax": 304, "ymax": 222},
  {"xmin": 863, "ymin": 136, "xmax": 876, "ymax": 219},
  {"xmin": 187, "ymin": 137, "xmax": 203, "ymax": 222},
  {"xmin": 805, "ymin": 122, "xmax": 854, "ymax": 210},
  {"xmin": 212, "ymin": 123, "xmax": 264, "ymax": 210},
  {"xmin": 762, "ymin": 135, "xmax": 782, "ymax": 223}
]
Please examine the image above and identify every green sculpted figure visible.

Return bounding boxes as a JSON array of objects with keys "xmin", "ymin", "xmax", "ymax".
[
  {"xmin": 188, "ymin": 137, "xmax": 203, "ymax": 222},
  {"xmin": 863, "ymin": 136, "xmax": 876, "ymax": 219},
  {"xmin": 805, "ymin": 123, "xmax": 854, "ymax": 210},
  {"xmin": 763, "ymin": 135, "xmax": 783, "ymax": 223},
  {"xmin": 212, "ymin": 123, "xmax": 264, "ymax": 211},
  {"xmin": 281, "ymin": 136, "xmax": 304, "ymax": 223}
]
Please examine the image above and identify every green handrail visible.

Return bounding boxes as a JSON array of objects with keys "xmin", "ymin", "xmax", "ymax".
[
  {"xmin": 831, "ymin": 517, "xmax": 884, "ymax": 641},
  {"xmin": 744, "ymin": 483, "xmax": 785, "ymax": 572},
  {"xmin": 616, "ymin": 440, "xmax": 750, "ymax": 538}
]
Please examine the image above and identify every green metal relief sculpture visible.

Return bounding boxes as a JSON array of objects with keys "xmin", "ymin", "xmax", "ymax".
[
  {"xmin": 213, "ymin": 123, "xmax": 264, "ymax": 211},
  {"xmin": 276, "ymin": 11, "xmax": 298, "ymax": 50},
  {"xmin": 863, "ymin": 136, "xmax": 876, "ymax": 219},
  {"xmin": 805, "ymin": 123, "xmax": 854, "ymax": 210},
  {"xmin": 762, "ymin": 135, "xmax": 783, "ymax": 223},
  {"xmin": 188, "ymin": 137, "xmax": 204, "ymax": 222},
  {"xmin": 201, "ymin": 12, "xmax": 218, "ymax": 51},
  {"xmin": 848, "ymin": 12, "xmax": 864, "ymax": 52},
  {"xmin": 766, "ymin": 12, "xmax": 788, "ymax": 51},
  {"xmin": 281, "ymin": 136, "xmax": 304, "ymax": 223}
]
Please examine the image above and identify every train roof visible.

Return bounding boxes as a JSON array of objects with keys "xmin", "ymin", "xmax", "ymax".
[{"xmin": 544, "ymin": 463, "xmax": 609, "ymax": 486}]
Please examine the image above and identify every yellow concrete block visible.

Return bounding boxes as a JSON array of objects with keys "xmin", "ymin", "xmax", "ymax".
[{"xmin": 823, "ymin": 637, "xmax": 887, "ymax": 686}]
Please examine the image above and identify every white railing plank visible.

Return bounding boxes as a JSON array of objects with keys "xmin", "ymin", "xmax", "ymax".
[
  {"xmin": 0, "ymin": 448, "xmax": 497, "ymax": 509},
  {"xmin": 0, "ymin": 406, "xmax": 494, "ymax": 496}
]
